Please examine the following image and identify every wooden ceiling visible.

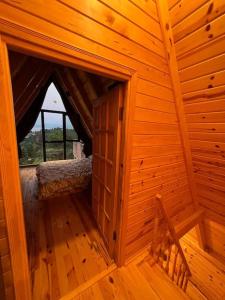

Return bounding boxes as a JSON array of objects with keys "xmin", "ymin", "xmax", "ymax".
[{"xmin": 9, "ymin": 50, "xmax": 117, "ymax": 137}]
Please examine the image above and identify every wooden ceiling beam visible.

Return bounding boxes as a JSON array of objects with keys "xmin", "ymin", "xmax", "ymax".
[
  {"xmin": 77, "ymin": 70, "xmax": 99, "ymax": 101},
  {"xmin": 87, "ymin": 72, "xmax": 104, "ymax": 97},
  {"xmin": 54, "ymin": 68, "xmax": 93, "ymax": 138},
  {"xmin": 9, "ymin": 51, "xmax": 28, "ymax": 79},
  {"xmin": 12, "ymin": 57, "xmax": 49, "ymax": 105},
  {"xmin": 69, "ymin": 69, "xmax": 93, "ymax": 114},
  {"xmin": 61, "ymin": 67, "xmax": 93, "ymax": 131},
  {"xmin": 15, "ymin": 64, "xmax": 53, "ymax": 123}
]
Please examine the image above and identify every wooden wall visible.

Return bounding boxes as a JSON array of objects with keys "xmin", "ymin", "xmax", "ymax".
[
  {"xmin": 0, "ymin": 0, "xmax": 195, "ymax": 294},
  {"xmin": 0, "ymin": 171, "xmax": 14, "ymax": 300},
  {"xmin": 168, "ymin": 0, "xmax": 225, "ymax": 259}
]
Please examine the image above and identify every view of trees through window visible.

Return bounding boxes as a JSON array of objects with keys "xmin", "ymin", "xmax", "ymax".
[{"xmin": 19, "ymin": 83, "xmax": 78, "ymax": 165}]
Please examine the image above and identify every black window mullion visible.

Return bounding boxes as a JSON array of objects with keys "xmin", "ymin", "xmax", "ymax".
[
  {"xmin": 41, "ymin": 110, "xmax": 46, "ymax": 162},
  {"xmin": 41, "ymin": 109, "xmax": 75, "ymax": 161},
  {"xmin": 63, "ymin": 113, "xmax": 66, "ymax": 160}
]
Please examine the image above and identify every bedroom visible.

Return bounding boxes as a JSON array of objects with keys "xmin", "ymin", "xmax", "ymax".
[{"xmin": 9, "ymin": 50, "xmax": 125, "ymax": 299}]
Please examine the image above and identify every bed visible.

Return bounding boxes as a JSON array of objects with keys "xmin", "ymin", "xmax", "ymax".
[{"xmin": 36, "ymin": 156, "xmax": 92, "ymax": 200}]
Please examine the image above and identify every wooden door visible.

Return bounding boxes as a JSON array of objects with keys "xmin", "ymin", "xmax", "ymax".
[{"xmin": 92, "ymin": 85, "xmax": 123, "ymax": 257}]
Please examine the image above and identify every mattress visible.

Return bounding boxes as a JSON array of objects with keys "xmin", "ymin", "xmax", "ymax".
[{"xmin": 36, "ymin": 157, "xmax": 92, "ymax": 199}]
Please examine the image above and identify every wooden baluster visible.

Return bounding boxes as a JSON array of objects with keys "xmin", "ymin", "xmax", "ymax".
[
  {"xmin": 171, "ymin": 247, "xmax": 179, "ymax": 281},
  {"xmin": 183, "ymin": 274, "xmax": 189, "ymax": 292},
  {"xmin": 180, "ymin": 264, "xmax": 186, "ymax": 288},
  {"xmin": 156, "ymin": 241, "xmax": 162, "ymax": 264},
  {"xmin": 150, "ymin": 194, "xmax": 191, "ymax": 292},
  {"xmin": 161, "ymin": 234, "xmax": 167, "ymax": 269},
  {"xmin": 155, "ymin": 195, "xmax": 191, "ymax": 280},
  {"xmin": 165, "ymin": 239, "xmax": 172, "ymax": 274},
  {"xmin": 151, "ymin": 201, "xmax": 160, "ymax": 256},
  {"xmin": 176, "ymin": 254, "xmax": 182, "ymax": 286}
]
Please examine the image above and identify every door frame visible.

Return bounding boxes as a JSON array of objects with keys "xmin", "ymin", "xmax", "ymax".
[{"xmin": 0, "ymin": 20, "xmax": 137, "ymax": 300}]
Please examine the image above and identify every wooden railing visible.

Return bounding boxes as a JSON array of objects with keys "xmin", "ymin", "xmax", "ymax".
[{"xmin": 150, "ymin": 194, "xmax": 191, "ymax": 292}]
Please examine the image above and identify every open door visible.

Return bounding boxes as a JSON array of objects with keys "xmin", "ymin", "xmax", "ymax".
[{"xmin": 92, "ymin": 85, "xmax": 123, "ymax": 258}]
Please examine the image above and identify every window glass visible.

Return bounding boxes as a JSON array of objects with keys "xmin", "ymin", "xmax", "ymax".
[
  {"xmin": 66, "ymin": 116, "xmax": 78, "ymax": 140},
  {"xmin": 46, "ymin": 142, "xmax": 64, "ymax": 161},
  {"xmin": 45, "ymin": 112, "xmax": 63, "ymax": 141},
  {"xmin": 66, "ymin": 141, "xmax": 74, "ymax": 159},
  {"xmin": 19, "ymin": 131, "xmax": 43, "ymax": 165}
]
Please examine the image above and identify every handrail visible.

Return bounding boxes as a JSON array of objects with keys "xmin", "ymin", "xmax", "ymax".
[{"xmin": 150, "ymin": 194, "xmax": 191, "ymax": 292}]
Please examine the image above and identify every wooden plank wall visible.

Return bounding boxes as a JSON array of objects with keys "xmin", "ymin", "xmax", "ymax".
[
  {"xmin": 0, "ymin": 0, "xmax": 194, "ymax": 276},
  {"xmin": 0, "ymin": 171, "xmax": 14, "ymax": 300},
  {"xmin": 168, "ymin": 0, "xmax": 225, "ymax": 260}
]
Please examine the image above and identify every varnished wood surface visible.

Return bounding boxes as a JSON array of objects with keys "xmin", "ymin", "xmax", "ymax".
[
  {"xmin": 181, "ymin": 236, "xmax": 225, "ymax": 300},
  {"xmin": 150, "ymin": 194, "xmax": 191, "ymax": 292},
  {"xmin": 0, "ymin": 0, "xmax": 195, "ymax": 263},
  {"xmin": 1, "ymin": 0, "xmax": 223, "ymax": 297},
  {"xmin": 60, "ymin": 237, "xmax": 225, "ymax": 300},
  {"xmin": 20, "ymin": 167, "xmax": 112, "ymax": 300},
  {"xmin": 156, "ymin": 0, "xmax": 207, "ymax": 250},
  {"xmin": 92, "ymin": 86, "xmax": 122, "ymax": 257},
  {"xmin": 168, "ymin": 0, "xmax": 225, "ymax": 259},
  {"xmin": 0, "ymin": 37, "xmax": 29, "ymax": 300},
  {"xmin": 21, "ymin": 167, "xmax": 225, "ymax": 300},
  {"xmin": 0, "ymin": 167, "xmax": 14, "ymax": 300}
]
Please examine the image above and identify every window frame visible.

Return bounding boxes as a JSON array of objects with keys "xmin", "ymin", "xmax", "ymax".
[{"xmin": 41, "ymin": 108, "xmax": 78, "ymax": 161}]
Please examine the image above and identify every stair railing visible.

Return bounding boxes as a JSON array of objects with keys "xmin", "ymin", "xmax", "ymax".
[{"xmin": 150, "ymin": 194, "xmax": 191, "ymax": 292}]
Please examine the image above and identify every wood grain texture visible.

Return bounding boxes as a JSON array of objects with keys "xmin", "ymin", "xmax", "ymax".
[
  {"xmin": 0, "ymin": 1, "xmax": 205, "ymax": 297},
  {"xmin": 92, "ymin": 86, "xmax": 123, "ymax": 257},
  {"xmin": 0, "ymin": 0, "xmax": 194, "ymax": 267},
  {"xmin": 156, "ymin": 0, "xmax": 207, "ymax": 250},
  {"xmin": 0, "ymin": 37, "xmax": 29, "ymax": 300},
  {"xmin": 181, "ymin": 235, "xmax": 225, "ymax": 300},
  {"xmin": 168, "ymin": 0, "xmax": 225, "ymax": 260},
  {"xmin": 20, "ymin": 167, "xmax": 113, "ymax": 300},
  {"xmin": 60, "ymin": 237, "xmax": 225, "ymax": 300}
]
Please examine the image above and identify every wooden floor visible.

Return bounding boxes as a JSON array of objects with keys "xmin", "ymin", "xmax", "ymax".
[
  {"xmin": 20, "ymin": 167, "xmax": 112, "ymax": 300},
  {"xmin": 20, "ymin": 167, "xmax": 225, "ymax": 300},
  {"xmin": 181, "ymin": 237, "xmax": 225, "ymax": 300},
  {"xmin": 64, "ymin": 238, "xmax": 225, "ymax": 300}
]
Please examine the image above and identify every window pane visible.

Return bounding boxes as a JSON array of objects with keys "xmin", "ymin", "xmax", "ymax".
[
  {"xmin": 66, "ymin": 116, "xmax": 78, "ymax": 140},
  {"xmin": 66, "ymin": 142, "xmax": 74, "ymax": 159},
  {"xmin": 46, "ymin": 142, "xmax": 64, "ymax": 161},
  {"xmin": 19, "ymin": 131, "xmax": 43, "ymax": 165},
  {"xmin": 45, "ymin": 112, "xmax": 63, "ymax": 141},
  {"xmin": 42, "ymin": 83, "xmax": 66, "ymax": 112}
]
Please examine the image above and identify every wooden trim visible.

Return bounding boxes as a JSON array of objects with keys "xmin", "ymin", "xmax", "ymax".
[
  {"xmin": 156, "ymin": 0, "xmax": 206, "ymax": 250},
  {"xmin": 0, "ymin": 19, "xmax": 133, "ymax": 81},
  {"xmin": 0, "ymin": 18, "xmax": 136, "ymax": 298},
  {"xmin": 116, "ymin": 73, "xmax": 138, "ymax": 266},
  {"xmin": 0, "ymin": 35, "xmax": 32, "ymax": 300},
  {"xmin": 59, "ymin": 264, "xmax": 117, "ymax": 300},
  {"xmin": 0, "ymin": 258, "xmax": 6, "ymax": 300}
]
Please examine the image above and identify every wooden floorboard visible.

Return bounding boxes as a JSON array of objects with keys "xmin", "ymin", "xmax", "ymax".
[
  {"xmin": 20, "ymin": 167, "xmax": 112, "ymax": 300},
  {"xmin": 64, "ymin": 254, "xmax": 190, "ymax": 300},
  {"xmin": 181, "ymin": 237, "xmax": 225, "ymax": 300},
  {"xmin": 20, "ymin": 167, "xmax": 225, "ymax": 300},
  {"xmin": 66, "ymin": 240, "xmax": 225, "ymax": 300}
]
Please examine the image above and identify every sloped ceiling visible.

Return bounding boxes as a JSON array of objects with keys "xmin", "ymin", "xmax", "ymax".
[{"xmin": 9, "ymin": 50, "xmax": 117, "ymax": 138}]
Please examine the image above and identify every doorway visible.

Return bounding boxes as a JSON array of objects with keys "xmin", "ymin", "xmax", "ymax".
[{"xmin": 3, "ymin": 47, "xmax": 129, "ymax": 299}]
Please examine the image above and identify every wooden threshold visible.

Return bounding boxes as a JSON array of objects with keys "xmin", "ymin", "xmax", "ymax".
[{"xmin": 59, "ymin": 264, "xmax": 117, "ymax": 300}]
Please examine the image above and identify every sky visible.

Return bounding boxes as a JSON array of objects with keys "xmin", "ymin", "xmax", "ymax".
[
  {"xmin": 32, "ymin": 83, "xmax": 73, "ymax": 131},
  {"xmin": 42, "ymin": 83, "xmax": 66, "ymax": 111}
]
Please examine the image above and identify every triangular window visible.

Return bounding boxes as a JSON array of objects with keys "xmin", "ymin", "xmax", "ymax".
[{"xmin": 20, "ymin": 82, "xmax": 78, "ymax": 165}]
